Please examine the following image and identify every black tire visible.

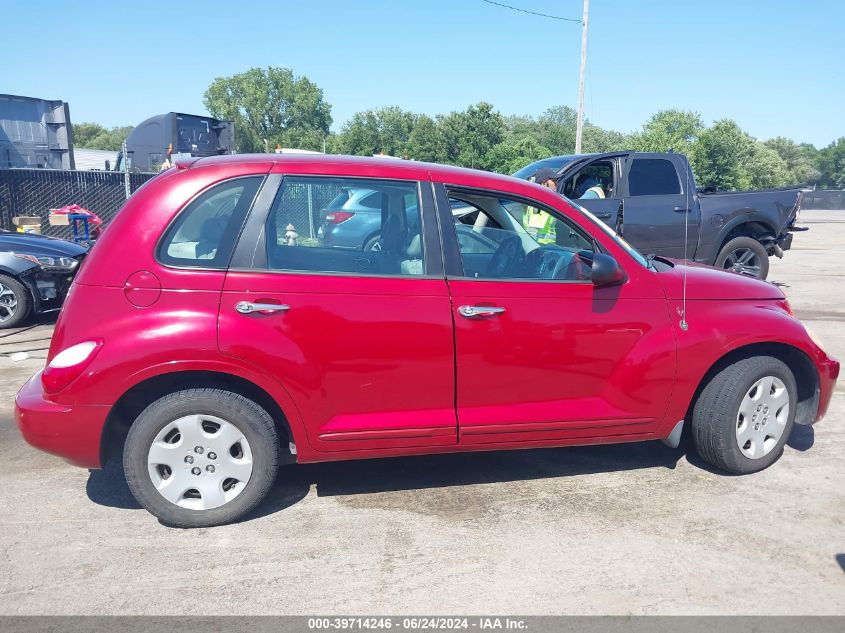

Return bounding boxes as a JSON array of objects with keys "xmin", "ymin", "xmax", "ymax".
[
  {"xmin": 363, "ymin": 234, "xmax": 382, "ymax": 251},
  {"xmin": 714, "ymin": 236, "xmax": 769, "ymax": 280},
  {"xmin": 0, "ymin": 273, "xmax": 32, "ymax": 330},
  {"xmin": 692, "ymin": 356, "xmax": 796, "ymax": 474},
  {"xmin": 124, "ymin": 388, "xmax": 279, "ymax": 528}
]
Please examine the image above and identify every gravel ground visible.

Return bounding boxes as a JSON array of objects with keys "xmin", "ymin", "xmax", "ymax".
[{"xmin": 0, "ymin": 210, "xmax": 842, "ymax": 615}]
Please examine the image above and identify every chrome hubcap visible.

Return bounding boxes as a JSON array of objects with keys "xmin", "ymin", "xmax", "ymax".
[
  {"xmin": 736, "ymin": 376, "xmax": 789, "ymax": 459},
  {"xmin": 724, "ymin": 248, "xmax": 761, "ymax": 277},
  {"xmin": 0, "ymin": 282, "xmax": 18, "ymax": 324},
  {"xmin": 147, "ymin": 414, "xmax": 253, "ymax": 510}
]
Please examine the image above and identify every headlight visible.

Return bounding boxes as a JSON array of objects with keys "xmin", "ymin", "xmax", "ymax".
[{"xmin": 12, "ymin": 253, "xmax": 78, "ymax": 271}]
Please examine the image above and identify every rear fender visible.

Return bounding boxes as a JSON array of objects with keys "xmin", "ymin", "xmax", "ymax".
[{"xmin": 710, "ymin": 217, "xmax": 776, "ymax": 263}]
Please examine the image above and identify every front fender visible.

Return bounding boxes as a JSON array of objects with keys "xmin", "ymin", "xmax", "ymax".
[
  {"xmin": 0, "ymin": 257, "xmax": 41, "ymax": 311},
  {"xmin": 658, "ymin": 299, "xmax": 822, "ymax": 437},
  {"xmin": 0, "ymin": 252, "xmax": 40, "ymax": 276}
]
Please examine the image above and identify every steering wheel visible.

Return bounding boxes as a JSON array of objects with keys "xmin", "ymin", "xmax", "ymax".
[
  {"xmin": 550, "ymin": 251, "xmax": 575, "ymax": 280},
  {"xmin": 487, "ymin": 234, "xmax": 521, "ymax": 278}
]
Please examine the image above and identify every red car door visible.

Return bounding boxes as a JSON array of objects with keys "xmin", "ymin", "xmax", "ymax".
[
  {"xmin": 435, "ymin": 183, "xmax": 676, "ymax": 446},
  {"xmin": 218, "ymin": 173, "xmax": 456, "ymax": 454}
]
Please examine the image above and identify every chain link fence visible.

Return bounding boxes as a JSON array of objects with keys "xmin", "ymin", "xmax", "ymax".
[
  {"xmin": 0, "ymin": 169, "xmax": 157, "ymax": 240},
  {"xmin": 802, "ymin": 189, "xmax": 845, "ymax": 210},
  {"xmin": 272, "ymin": 180, "xmax": 344, "ymax": 243}
]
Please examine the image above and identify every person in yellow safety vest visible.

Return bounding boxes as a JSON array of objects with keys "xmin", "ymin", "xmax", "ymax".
[
  {"xmin": 576, "ymin": 175, "xmax": 606, "ymax": 199},
  {"xmin": 525, "ymin": 167, "xmax": 560, "ymax": 243}
]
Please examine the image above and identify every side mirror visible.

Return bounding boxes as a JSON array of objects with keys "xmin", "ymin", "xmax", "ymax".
[{"xmin": 591, "ymin": 253, "xmax": 627, "ymax": 287}]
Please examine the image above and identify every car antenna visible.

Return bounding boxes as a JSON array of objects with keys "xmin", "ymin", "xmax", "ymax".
[{"xmin": 679, "ymin": 160, "xmax": 690, "ymax": 332}]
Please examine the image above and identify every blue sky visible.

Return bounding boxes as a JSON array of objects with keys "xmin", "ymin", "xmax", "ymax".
[{"xmin": 2, "ymin": 0, "xmax": 843, "ymax": 147}]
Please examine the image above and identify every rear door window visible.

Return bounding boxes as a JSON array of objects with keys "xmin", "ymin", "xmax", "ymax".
[
  {"xmin": 627, "ymin": 159, "xmax": 681, "ymax": 196},
  {"xmin": 263, "ymin": 176, "xmax": 425, "ymax": 276},
  {"xmin": 157, "ymin": 176, "xmax": 263, "ymax": 268}
]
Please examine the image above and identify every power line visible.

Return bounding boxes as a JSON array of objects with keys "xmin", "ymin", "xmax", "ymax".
[{"xmin": 480, "ymin": 0, "xmax": 582, "ymax": 23}]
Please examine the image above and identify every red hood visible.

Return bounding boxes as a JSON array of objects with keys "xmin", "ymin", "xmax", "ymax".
[{"xmin": 657, "ymin": 260, "xmax": 785, "ymax": 301}]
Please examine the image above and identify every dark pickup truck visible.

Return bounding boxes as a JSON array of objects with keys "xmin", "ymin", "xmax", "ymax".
[{"xmin": 515, "ymin": 151, "xmax": 805, "ymax": 279}]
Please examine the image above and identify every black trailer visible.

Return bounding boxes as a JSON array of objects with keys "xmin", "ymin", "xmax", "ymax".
[
  {"xmin": 0, "ymin": 94, "xmax": 74, "ymax": 170},
  {"xmin": 116, "ymin": 112, "xmax": 234, "ymax": 172}
]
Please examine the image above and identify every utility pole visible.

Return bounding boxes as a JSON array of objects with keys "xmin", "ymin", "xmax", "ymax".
[{"xmin": 574, "ymin": 0, "xmax": 589, "ymax": 154}]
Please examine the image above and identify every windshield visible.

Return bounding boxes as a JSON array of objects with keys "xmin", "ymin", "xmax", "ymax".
[
  {"xmin": 512, "ymin": 156, "xmax": 579, "ymax": 180},
  {"xmin": 568, "ymin": 198, "xmax": 651, "ymax": 269}
]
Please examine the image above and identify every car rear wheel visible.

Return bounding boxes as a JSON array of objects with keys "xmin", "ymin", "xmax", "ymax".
[
  {"xmin": 363, "ymin": 234, "xmax": 382, "ymax": 251},
  {"xmin": 0, "ymin": 274, "xmax": 32, "ymax": 330},
  {"xmin": 715, "ymin": 236, "xmax": 769, "ymax": 280},
  {"xmin": 124, "ymin": 388, "xmax": 279, "ymax": 528},
  {"xmin": 692, "ymin": 355, "xmax": 796, "ymax": 474}
]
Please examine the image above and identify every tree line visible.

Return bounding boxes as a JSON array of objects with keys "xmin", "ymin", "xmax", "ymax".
[{"xmin": 74, "ymin": 66, "xmax": 845, "ymax": 190}]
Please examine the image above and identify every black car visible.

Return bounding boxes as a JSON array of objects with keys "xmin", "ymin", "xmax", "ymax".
[{"xmin": 0, "ymin": 230, "xmax": 87, "ymax": 329}]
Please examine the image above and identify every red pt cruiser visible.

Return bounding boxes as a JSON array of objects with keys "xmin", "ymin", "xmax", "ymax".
[{"xmin": 15, "ymin": 155, "xmax": 839, "ymax": 527}]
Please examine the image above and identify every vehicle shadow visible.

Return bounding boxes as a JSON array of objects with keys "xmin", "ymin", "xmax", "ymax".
[
  {"xmin": 85, "ymin": 422, "xmax": 817, "ymax": 525},
  {"xmin": 787, "ymin": 424, "xmax": 815, "ymax": 451},
  {"xmin": 86, "ymin": 440, "xmax": 687, "ymax": 523},
  {"xmin": 682, "ymin": 423, "xmax": 815, "ymax": 475},
  {"xmin": 246, "ymin": 440, "xmax": 686, "ymax": 522},
  {"xmin": 86, "ymin": 460, "xmax": 141, "ymax": 510},
  {"xmin": 836, "ymin": 554, "xmax": 845, "ymax": 574}
]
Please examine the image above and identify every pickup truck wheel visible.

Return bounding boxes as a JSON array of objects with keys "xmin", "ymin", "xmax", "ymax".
[
  {"xmin": 715, "ymin": 236, "xmax": 769, "ymax": 279},
  {"xmin": 692, "ymin": 356, "xmax": 796, "ymax": 474},
  {"xmin": 0, "ymin": 274, "xmax": 32, "ymax": 330},
  {"xmin": 124, "ymin": 388, "xmax": 279, "ymax": 528}
]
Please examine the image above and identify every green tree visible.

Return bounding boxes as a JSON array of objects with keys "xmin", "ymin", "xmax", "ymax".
[
  {"xmin": 536, "ymin": 105, "xmax": 578, "ymax": 155},
  {"xmin": 484, "ymin": 137, "xmax": 552, "ymax": 175},
  {"xmin": 334, "ymin": 110, "xmax": 382, "ymax": 156},
  {"xmin": 502, "ymin": 115, "xmax": 542, "ymax": 146},
  {"xmin": 72, "ymin": 123, "xmax": 134, "ymax": 150},
  {"xmin": 203, "ymin": 66, "xmax": 332, "ymax": 152},
  {"xmin": 817, "ymin": 138, "xmax": 845, "ymax": 188},
  {"xmin": 333, "ymin": 107, "xmax": 419, "ymax": 157},
  {"xmin": 437, "ymin": 102, "xmax": 505, "ymax": 169},
  {"xmin": 629, "ymin": 109, "xmax": 704, "ymax": 156},
  {"xmin": 764, "ymin": 136, "xmax": 820, "ymax": 185},
  {"xmin": 746, "ymin": 142, "xmax": 789, "ymax": 189},
  {"xmin": 407, "ymin": 114, "xmax": 447, "ymax": 163},
  {"xmin": 691, "ymin": 119, "xmax": 755, "ymax": 190},
  {"xmin": 582, "ymin": 125, "xmax": 630, "ymax": 153}
]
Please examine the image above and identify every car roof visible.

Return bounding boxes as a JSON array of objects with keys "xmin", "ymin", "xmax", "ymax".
[{"xmin": 185, "ymin": 153, "xmax": 533, "ymax": 190}]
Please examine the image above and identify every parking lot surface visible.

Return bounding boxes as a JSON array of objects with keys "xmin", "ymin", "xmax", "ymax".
[{"xmin": 1, "ymin": 210, "xmax": 843, "ymax": 615}]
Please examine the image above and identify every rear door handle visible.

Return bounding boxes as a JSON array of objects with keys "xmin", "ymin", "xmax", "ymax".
[
  {"xmin": 672, "ymin": 206, "xmax": 691, "ymax": 213},
  {"xmin": 235, "ymin": 301, "xmax": 290, "ymax": 315},
  {"xmin": 458, "ymin": 305, "xmax": 506, "ymax": 318},
  {"xmin": 595, "ymin": 212, "xmax": 612, "ymax": 219}
]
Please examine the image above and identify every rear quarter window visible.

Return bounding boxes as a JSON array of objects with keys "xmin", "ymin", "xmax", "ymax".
[
  {"xmin": 157, "ymin": 176, "xmax": 263, "ymax": 268},
  {"xmin": 627, "ymin": 159, "xmax": 681, "ymax": 196}
]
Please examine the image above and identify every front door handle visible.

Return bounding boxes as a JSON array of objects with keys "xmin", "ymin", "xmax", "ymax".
[
  {"xmin": 672, "ymin": 206, "xmax": 691, "ymax": 213},
  {"xmin": 235, "ymin": 301, "xmax": 290, "ymax": 315},
  {"xmin": 595, "ymin": 212, "xmax": 612, "ymax": 219},
  {"xmin": 458, "ymin": 305, "xmax": 506, "ymax": 318}
]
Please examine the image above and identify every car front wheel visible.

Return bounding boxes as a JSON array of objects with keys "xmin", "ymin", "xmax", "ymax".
[
  {"xmin": 0, "ymin": 274, "xmax": 32, "ymax": 329},
  {"xmin": 692, "ymin": 355, "xmax": 796, "ymax": 474},
  {"xmin": 124, "ymin": 388, "xmax": 279, "ymax": 528}
]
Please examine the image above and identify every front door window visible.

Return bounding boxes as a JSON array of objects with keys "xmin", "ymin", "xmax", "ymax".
[{"xmin": 448, "ymin": 191, "xmax": 594, "ymax": 282}]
